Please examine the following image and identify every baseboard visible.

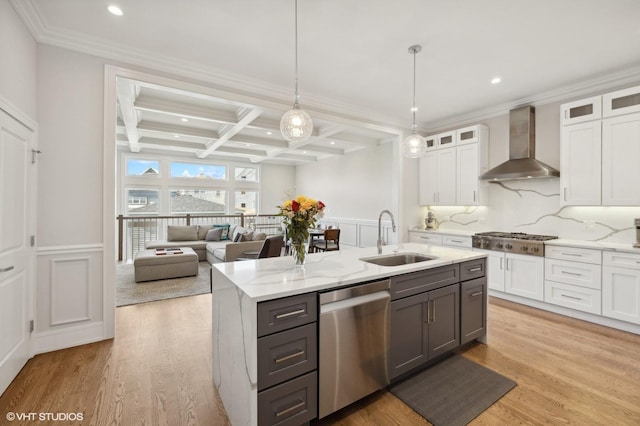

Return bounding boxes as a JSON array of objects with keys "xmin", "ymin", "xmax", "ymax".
[{"xmin": 32, "ymin": 321, "xmax": 107, "ymax": 355}]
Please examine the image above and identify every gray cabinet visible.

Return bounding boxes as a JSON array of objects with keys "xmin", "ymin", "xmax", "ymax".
[
  {"xmin": 460, "ymin": 277, "xmax": 487, "ymax": 344},
  {"xmin": 257, "ymin": 293, "xmax": 318, "ymax": 425},
  {"xmin": 389, "ymin": 260, "xmax": 487, "ymax": 380},
  {"xmin": 389, "ymin": 264, "xmax": 461, "ymax": 380}
]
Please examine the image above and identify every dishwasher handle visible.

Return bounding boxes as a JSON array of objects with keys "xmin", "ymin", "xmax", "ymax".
[
  {"xmin": 320, "ymin": 290, "xmax": 390, "ymax": 314},
  {"xmin": 319, "ymin": 279, "xmax": 390, "ymax": 305}
]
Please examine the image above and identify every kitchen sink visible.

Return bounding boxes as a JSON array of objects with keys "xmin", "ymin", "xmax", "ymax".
[{"xmin": 360, "ymin": 252, "xmax": 437, "ymax": 267}]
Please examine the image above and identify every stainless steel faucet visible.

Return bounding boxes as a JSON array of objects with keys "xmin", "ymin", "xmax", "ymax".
[{"xmin": 377, "ymin": 210, "xmax": 397, "ymax": 254}]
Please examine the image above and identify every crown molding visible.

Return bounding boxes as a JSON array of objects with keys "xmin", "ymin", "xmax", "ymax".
[
  {"xmin": 10, "ymin": 0, "xmax": 406, "ymax": 133},
  {"xmin": 423, "ymin": 65, "xmax": 640, "ymax": 132}
]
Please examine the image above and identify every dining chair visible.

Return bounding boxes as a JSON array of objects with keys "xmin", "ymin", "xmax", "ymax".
[
  {"xmin": 312, "ymin": 229, "xmax": 340, "ymax": 253},
  {"xmin": 237, "ymin": 235, "xmax": 285, "ymax": 260}
]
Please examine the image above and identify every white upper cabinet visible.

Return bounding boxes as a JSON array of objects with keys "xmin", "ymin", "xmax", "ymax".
[
  {"xmin": 602, "ymin": 85, "xmax": 640, "ymax": 118},
  {"xmin": 419, "ymin": 124, "xmax": 488, "ymax": 206},
  {"xmin": 560, "ymin": 120, "xmax": 602, "ymax": 205},
  {"xmin": 602, "ymin": 112, "xmax": 640, "ymax": 205},
  {"xmin": 560, "ymin": 85, "xmax": 640, "ymax": 206},
  {"xmin": 560, "ymin": 95, "xmax": 602, "ymax": 125},
  {"xmin": 419, "ymin": 149, "xmax": 456, "ymax": 206}
]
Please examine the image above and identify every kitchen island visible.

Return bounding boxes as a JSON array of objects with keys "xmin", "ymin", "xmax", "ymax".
[{"xmin": 212, "ymin": 243, "xmax": 487, "ymax": 426}]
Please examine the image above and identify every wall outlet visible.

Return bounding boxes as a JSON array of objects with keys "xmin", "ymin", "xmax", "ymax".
[{"xmin": 583, "ymin": 220, "xmax": 596, "ymax": 230}]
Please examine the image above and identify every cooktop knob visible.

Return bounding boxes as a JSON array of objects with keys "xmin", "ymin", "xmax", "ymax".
[
  {"xmin": 521, "ymin": 246, "xmax": 528, "ymax": 252},
  {"xmin": 505, "ymin": 243, "xmax": 513, "ymax": 249}
]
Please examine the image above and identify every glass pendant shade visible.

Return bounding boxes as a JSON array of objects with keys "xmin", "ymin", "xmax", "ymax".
[
  {"xmin": 280, "ymin": 104, "xmax": 313, "ymax": 143},
  {"xmin": 402, "ymin": 132, "xmax": 427, "ymax": 158}
]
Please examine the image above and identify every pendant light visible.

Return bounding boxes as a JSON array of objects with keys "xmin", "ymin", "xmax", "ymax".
[
  {"xmin": 402, "ymin": 45, "xmax": 427, "ymax": 158},
  {"xmin": 280, "ymin": 0, "xmax": 313, "ymax": 143}
]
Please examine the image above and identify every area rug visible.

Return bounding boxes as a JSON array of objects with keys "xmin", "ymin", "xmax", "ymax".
[
  {"xmin": 116, "ymin": 261, "xmax": 211, "ymax": 306},
  {"xmin": 389, "ymin": 354, "xmax": 516, "ymax": 426}
]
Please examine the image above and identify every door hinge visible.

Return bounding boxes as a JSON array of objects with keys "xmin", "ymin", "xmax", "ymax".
[
  {"xmin": 29, "ymin": 320, "xmax": 34, "ymax": 333},
  {"xmin": 31, "ymin": 149, "xmax": 42, "ymax": 164},
  {"xmin": 30, "ymin": 235, "xmax": 35, "ymax": 247}
]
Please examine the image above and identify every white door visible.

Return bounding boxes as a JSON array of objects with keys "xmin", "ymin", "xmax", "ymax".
[
  {"xmin": 560, "ymin": 121, "xmax": 602, "ymax": 205},
  {"xmin": 0, "ymin": 109, "xmax": 35, "ymax": 395},
  {"xmin": 436, "ymin": 148, "xmax": 456, "ymax": 205},
  {"xmin": 419, "ymin": 152, "xmax": 438, "ymax": 205},
  {"xmin": 602, "ymin": 113, "xmax": 640, "ymax": 205},
  {"xmin": 456, "ymin": 142, "xmax": 478, "ymax": 205},
  {"xmin": 504, "ymin": 253, "xmax": 544, "ymax": 301}
]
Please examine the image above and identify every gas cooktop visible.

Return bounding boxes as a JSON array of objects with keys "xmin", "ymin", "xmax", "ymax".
[{"xmin": 472, "ymin": 232, "xmax": 558, "ymax": 257}]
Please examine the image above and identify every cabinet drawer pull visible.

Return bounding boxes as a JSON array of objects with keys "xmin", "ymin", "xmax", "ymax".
[
  {"xmin": 424, "ymin": 302, "xmax": 429, "ymax": 324},
  {"xmin": 275, "ymin": 309, "xmax": 305, "ymax": 319},
  {"xmin": 467, "ymin": 267, "xmax": 482, "ymax": 272},
  {"xmin": 561, "ymin": 271, "xmax": 582, "ymax": 277},
  {"xmin": 470, "ymin": 291, "xmax": 484, "ymax": 297},
  {"xmin": 0, "ymin": 266, "xmax": 14, "ymax": 273},
  {"xmin": 274, "ymin": 350, "xmax": 305, "ymax": 364},
  {"xmin": 450, "ymin": 239, "xmax": 463, "ymax": 243},
  {"xmin": 561, "ymin": 252, "xmax": 582, "ymax": 257},
  {"xmin": 275, "ymin": 400, "xmax": 305, "ymax": 417},
  {"xmin": 560, "ymin": 294, "xmax": 582, "ymax": 301}
]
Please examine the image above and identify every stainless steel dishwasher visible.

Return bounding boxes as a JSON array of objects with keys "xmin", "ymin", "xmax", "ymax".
[{"xmin": 318, "ymin": 279, "xmax": 391, "ymax": 418}]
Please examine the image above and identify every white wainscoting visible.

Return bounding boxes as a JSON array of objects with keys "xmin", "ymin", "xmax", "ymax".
[
  {"xmin": 35, "ymin": 244, "xmax": 105, "ymax": 354},
  {"xmin": 319, "ymin": 216, "xmax": 397, "ymax": 248}
]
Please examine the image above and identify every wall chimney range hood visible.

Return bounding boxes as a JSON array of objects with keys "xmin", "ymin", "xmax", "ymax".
[{"xmin": 480, "ymin": 105, "xmax": 560, "ymax": 182}]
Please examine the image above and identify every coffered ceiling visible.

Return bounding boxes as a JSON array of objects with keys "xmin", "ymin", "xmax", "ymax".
[{"xmin": 11, "ymin": 0, "xmax": 640, "ymax": 165}]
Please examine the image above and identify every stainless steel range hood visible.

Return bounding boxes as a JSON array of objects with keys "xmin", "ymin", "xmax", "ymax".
[{"xmin": 480, "ymin": 106, "xmax": 560, "ymax": 182}]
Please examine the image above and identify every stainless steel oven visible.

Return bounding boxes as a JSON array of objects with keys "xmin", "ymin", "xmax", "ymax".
[{"xmin": 318, "ymin": 279, "xmax": 391, "ymax": 418}]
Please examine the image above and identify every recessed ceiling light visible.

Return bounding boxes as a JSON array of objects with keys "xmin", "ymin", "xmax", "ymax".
[
  {"xmin": 411, "ymin": 106, "xmax": 418, "ymax": 112},
  {"xmin": 266, "ymin": 131, "xmax": 272, "ymax": 135},
  {"xmin": 330, "ymin": 141, "xmax": 335, "ymax": 145},
  {"xmin": 107, "ymin": 5, "xmax": 123, "ymax": 16},
  {"xmin": 491, "ymin": 77, "xmax": 502, "ymax": 84},
  {"xmin": 180, "ymin": 118, "xmax": 189, "ymax": 122},
  {"xmin": 173, "ymin": 134, "xmax": 180, "ymax": 138}
]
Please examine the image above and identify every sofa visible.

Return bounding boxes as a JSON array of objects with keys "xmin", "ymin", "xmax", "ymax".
[{"xmin": 145, "ymin": 224, "xmax": 268, "ymax": 263}]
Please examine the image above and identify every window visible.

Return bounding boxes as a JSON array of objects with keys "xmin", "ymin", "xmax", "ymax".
[
  {"xmin": 127, "ymin": 159, "xmax": 159, "ymax": 176},
  {"xmin": 127, "ymin": 189, "xmax": 159, "ymax": 214},
  {"xmin": 235, "ymin": 166, "xmax": 258, "ymax": 182},
  {"xmin": 170, "ymin": 189, "xmax": 226, "ymax": 214},
  {"xmin": 170, "ymin": 162, "xmax": 226, "ymax": 180},
  {"xmin": 235, "ymin": 190, "xmax": 257, "ymax": 214}
]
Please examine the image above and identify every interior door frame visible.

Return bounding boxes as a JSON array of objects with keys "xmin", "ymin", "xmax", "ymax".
[{"xmin": 0, "ymin": 94, "xmax": 38, "ymax": 360}]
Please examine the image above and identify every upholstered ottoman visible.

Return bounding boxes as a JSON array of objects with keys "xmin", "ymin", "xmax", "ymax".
[{"xmin": 134, "ymin": 247, "xmax": 199, "ymax": 283}]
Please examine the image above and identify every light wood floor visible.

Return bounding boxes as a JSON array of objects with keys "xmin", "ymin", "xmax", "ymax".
[{"xmin": 1, "ymin": 295, "xmax": 639, "ymax": 425}]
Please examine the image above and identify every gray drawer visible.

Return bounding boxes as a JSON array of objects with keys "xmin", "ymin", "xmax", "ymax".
[
  {"xmin": 258, "ymin": 292, "xmax": 317, "ymax": 337},
  {"xmin": 258, "ymin": 323, "xmax": 317, "ymax": 391},
  {"xmin": 258, "ymin": 371, "xmax": 317, "ymax": 426},
  {"xmin": 391, "ymin": 264, "xmax": 459, "ymax": 300},
  {"xmin": 460, "ymin": 258, "xmax": 486, "ymax": 282}
]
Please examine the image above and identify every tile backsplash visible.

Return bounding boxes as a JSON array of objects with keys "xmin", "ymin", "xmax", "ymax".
[{"xmin": 422, "ymin": 179, "xmax": 639, "ymax": 244}]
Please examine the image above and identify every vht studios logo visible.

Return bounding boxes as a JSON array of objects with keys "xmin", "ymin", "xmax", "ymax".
[{"xmin": 6, "ymin": 412, "xmax": 84, "ymax": 422}]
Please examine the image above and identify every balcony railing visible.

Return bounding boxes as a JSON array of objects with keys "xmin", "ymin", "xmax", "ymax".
[{"xmin": 116, "ymin": 213, "xmax": 283, "ymax": 262}]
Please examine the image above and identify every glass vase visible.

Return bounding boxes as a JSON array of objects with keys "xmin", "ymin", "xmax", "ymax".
[{"xmin": 292, "ymin": 239, "xmax": 308, "ymax": 267}]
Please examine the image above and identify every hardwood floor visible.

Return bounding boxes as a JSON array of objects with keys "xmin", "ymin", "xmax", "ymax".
[{"xmin": 1, "ymin": 295, "xmax": 639, "ymax": 425}]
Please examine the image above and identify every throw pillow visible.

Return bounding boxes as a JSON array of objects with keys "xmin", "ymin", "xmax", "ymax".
[
  {"xmin": 240, "ymin": 232, "xmax": 254, "ymax": 242},
  {"xmin": 213, "ymin": 224, "xmax": 231, "ymax": 240},
  {"xmin": 196, "ymin": 225, "xmax": 212, "ymax": 240},
  {"xmin": 205, "ymin": 228, "xmax": 223, "ymax": 241},
  {"xmin": 252, "ymin": 232, "xmax": 267, "ymax": 241},
  {"xmin": 233, "ymin": 231, "xmax": 243, "ymax": 243},
  {"xmin": 167, "ymin": 225, "xmax": 198, "ymax": 241}
]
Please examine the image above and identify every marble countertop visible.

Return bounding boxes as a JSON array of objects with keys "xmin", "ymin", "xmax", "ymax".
[
  {"xmin": 211, "ymin": 243, "xmax": 485, "ymax": 302},
  {"xmin": 408, "ymin": 227, "xmax": 476, "ymax": 236},
  {"xmin": 546, "ymin": 238, "xmax": 640, "ymax": 254}
]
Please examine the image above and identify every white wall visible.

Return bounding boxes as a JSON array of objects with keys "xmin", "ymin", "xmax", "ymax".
[
  {"xmin": 260, "ymin": 163, "xmax": 295, "ymax": 214},
  {"xmin": 0, "ymin": 0, "xmax": 37, "ymax": 117},
  {"xmin": 295, "ymin": 143, "xmax": 394, "ymax": 219}
]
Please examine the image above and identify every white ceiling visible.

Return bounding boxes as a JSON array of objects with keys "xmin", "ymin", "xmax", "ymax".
[{"xmin": 11, "ymin": 0, "xmax": 640, "ymax": 165}]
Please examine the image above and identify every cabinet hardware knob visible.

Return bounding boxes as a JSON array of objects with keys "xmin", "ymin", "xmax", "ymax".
[
  {"xmin": 0, "ymin": 266, "xmax": 14, "ymax": 273},
  {"xmin": 275, "ymin": 309, "xmax": 305, "ymax": 319}
]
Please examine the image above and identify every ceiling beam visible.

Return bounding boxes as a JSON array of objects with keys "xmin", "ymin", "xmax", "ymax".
[
  {"xmin": 198, "ymin": 107, "xmax": 263, "ymax": 158},
  {"xmin": 138, "ymin": 120, "xmax": 219, "ymax": 140},
  {"xmin": 116, "ymin": 79, "xmax": 142, "ymax": 152},
  {"xmin": 134, "ymin": 95, "xmax": 239, "ymax": 124}
]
